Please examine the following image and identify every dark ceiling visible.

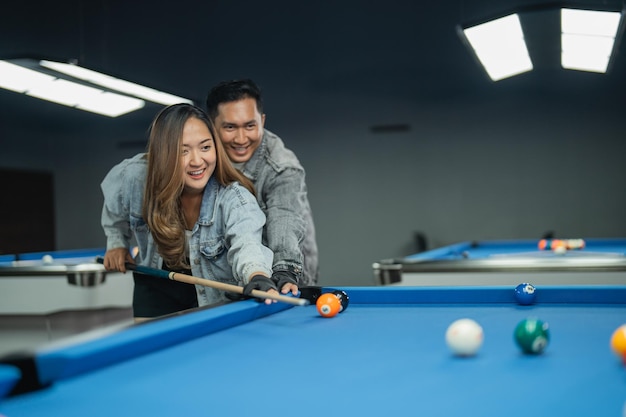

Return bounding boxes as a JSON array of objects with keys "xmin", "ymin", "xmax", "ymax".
[{"xmin": 0, "ymin": 0, "xmax": 625, "ymax": 140}]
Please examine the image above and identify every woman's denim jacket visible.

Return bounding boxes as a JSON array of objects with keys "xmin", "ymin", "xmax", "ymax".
[
  {"xmin": 100, "ymin": 153, "xmax": 273, "ymax": 306},
  {"xmin": 235, "ymin": 130, "xmax": 319, "ymax": 285}
]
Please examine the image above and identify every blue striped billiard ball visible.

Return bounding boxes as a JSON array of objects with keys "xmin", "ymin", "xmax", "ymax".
[{"xmin": 514, "ymin": 283, "xmax": 536, "ymax": 305}]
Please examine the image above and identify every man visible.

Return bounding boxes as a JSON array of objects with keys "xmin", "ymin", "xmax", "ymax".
[{"xmin": 206, "ymin": 79, "xmax": 319, "ymax": 292}]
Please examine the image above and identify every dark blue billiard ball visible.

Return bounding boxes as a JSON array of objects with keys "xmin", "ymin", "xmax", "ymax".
[{"xmin": 514, "ymin": 283, "xmax": 536, "ymax": 305}]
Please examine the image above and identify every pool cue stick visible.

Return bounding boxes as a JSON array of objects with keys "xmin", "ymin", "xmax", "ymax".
[{"xmin": 95, "ymin": 257, "xmax": 308, "ymax": 306}]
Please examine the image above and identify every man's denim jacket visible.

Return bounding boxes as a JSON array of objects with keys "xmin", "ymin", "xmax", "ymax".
[{"xmin": 236, "ymin": 130, "xmax": 319, "ymax": 285}]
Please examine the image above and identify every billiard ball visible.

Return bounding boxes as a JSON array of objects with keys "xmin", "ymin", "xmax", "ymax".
[
  {"xmin": 514, "ymin": 283, "xmax": 536, "ymax": 305},
  {"xmin": 316, "ymin": 293, "xmax": 341, "ymax": 318},
  {"xmin": 553, "ymin": 243, "xmax": 567, "ymax": 255},
  {"xmin": 514, "ymin": 318, "xmax": 550, "ymax": 354},
  {"xmin": 42, "ymin": 254, "xmax": 54, "ymax": 264},
  {"xmin": 331, "ymin": 290, "xmax": 349, "ymax": 312},
  {"xmin": 566, "ymin": 239, "xmax": 585, "ymax": 250},
  {"xmin": 610, "ymin": 324, "xmax": 626, "ymax": 361},
  {"xmin": 445, "ymin": 318, "xmax": 484, "ymax": 356}
]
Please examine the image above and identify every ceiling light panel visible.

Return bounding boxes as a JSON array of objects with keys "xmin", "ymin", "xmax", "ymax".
[
  {"xmin": 561, "ymin": 8, "xmax": 623, "ymax": 73},
  {"xmin": 462, "ymin": 14, "xmax": 533, "ymax": 81}
]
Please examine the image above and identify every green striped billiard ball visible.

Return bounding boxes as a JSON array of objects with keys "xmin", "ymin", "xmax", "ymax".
[{"xmin": 514, "ymin": 318, "xmax": 550, "ymax": 354}]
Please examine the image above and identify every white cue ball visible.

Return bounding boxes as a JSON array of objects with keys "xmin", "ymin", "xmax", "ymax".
[
  {"xmin": 445, "ymin": 318, "xmax": 484, "ymax": 356},
  {"xmin": 553, "ymin": 245, "xmax": 567, "ymax": 255},
  {"xmin": 42, "ymin": 254, "xmax": 54, "ymax": 264}
]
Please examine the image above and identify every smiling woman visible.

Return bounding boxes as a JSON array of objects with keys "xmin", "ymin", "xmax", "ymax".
[
  {"xmin": 178, "ymin": 119, "xmax": 216, "ymax": 231},
  {"xmin": 99, "ymin": 104, "xmax": 283, "ymax": 321}
]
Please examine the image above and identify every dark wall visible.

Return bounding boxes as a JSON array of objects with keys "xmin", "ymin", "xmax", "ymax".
[
  {"xmin": 0, "ymin": 169, "xmax": 55, "ymax": 254},
  {"xmin": 0, "ymin": 0, "xmax": 625, "ymax": 285},
  {"xmin": 1, "ymin": 84, "xmax": 624, "ymax": 285}
]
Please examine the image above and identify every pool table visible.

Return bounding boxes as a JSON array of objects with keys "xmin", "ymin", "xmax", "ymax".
[
  {"xmin": 373, "ymin": 238, "xmax": 626, "ymax": 286},
  {"xmin": 0, "ymin": 285, "xmax": 625, "ymax": 417},
  {"xmin": 0, "ymin": 248, "xmax": 133, "ymax": 314}
]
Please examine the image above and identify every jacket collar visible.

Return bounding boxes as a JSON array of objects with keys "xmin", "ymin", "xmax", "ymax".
[{"xmin": 197, "ymin": 176, "xmax": 219, "ymax": 226}]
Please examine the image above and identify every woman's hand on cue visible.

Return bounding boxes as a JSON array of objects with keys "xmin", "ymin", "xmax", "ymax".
[{"xmin": 103, "ymin": 248, "xmax": 135, "ymax": 273}]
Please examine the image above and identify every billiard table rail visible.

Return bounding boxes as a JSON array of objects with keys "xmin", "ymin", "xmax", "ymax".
[
  {"xmin": 375, "ymin": 254, "xmax": 626, "ymax": 272},
  {"xmin": 373, "ymin": 257, "xmax": 626, "ymax": 285},
  {"xmin": 0, "ymin": 298, "xmax": 293, "ymax": 399},
  {"xmin": 0, "ymin": 263, "xmax": 107, "ymax": 286},
  {"xmin": 0, "ymin": 247, "xmax": 108, "ymax": 287}
]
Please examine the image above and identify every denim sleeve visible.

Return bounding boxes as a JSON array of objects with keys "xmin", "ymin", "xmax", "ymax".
[
  {"xmin": 263, "ymin": 167, "xmax": 307, "ymax": 277},
  {"xmin": 100, "ymin": 163, "xmax": 133, "ymax": 251},
  {"xmin": 222, "ymin": 184, "xmax": 274, "ymax": 282}
]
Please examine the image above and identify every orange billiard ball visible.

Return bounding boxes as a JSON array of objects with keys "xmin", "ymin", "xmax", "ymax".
[
  {"xmin": 610, "ymin": 324, "xmax": 626, "ymax": 362},
  {"xmin": 316, "ymin": 293, "xmax": 341, "ymax": 318}
]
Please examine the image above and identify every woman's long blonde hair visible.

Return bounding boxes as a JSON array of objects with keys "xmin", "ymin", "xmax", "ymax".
[{"xmin": 143, "ymin": 103, "xmax": 255, "ymax": 269}]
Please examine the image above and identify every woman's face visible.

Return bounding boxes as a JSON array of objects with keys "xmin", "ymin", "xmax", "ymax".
[{"xmin": 180, "ymin": 117, "xmax": 216, "ymax": 195}]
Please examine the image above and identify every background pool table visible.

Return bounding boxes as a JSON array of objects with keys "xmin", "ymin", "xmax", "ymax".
[
  {"xmin": 0, "ymin": 286, "xmax": 624, "ymax": 417},
  {"xmin": 373, "ymin": 238, "xmax": 626, "ymax": 286},
  {"xmin": 0, "ymin": 248, "xmax": 133, "ymax": 314}
]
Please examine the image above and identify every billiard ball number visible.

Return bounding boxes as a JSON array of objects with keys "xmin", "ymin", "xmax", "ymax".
[
  {"xmin": 514, "ymin": 318, "xmax": 550, "ymax": 354},
  {"xmin": 514, "ymin": 283, "xmax": 536, "ymax": 305},
  {"xmin": 445, "ymin": 318, "xmax": 484, "ymax": 356}
]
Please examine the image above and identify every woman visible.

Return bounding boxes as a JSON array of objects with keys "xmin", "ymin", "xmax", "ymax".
[{"xmin": 101, "ymin": 103, "xmax": 278, "ymax": 320}]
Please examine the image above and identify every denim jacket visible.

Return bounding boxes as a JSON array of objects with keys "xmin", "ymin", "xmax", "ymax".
[
  {"xmin": 100, "ymin": 153, "xmax": 273, "ymax": 306},
  {"xmin": 235, "ymin": 129, "xmax": 319, "ymax": 285}
]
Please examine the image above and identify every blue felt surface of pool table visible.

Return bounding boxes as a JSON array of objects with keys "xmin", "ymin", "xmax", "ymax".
[{"xmin": 1, "ymin": 286, "xmax": 625, "ymax": 417}]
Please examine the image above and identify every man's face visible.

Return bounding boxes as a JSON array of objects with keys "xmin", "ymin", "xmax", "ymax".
[{"xmin": 214, "ymin": 97, "xmax": 266, "ymax": 163}]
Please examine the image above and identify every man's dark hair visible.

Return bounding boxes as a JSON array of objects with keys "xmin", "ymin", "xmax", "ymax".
[{"xmin": 206, "ymin": 79, "xmax": 264, "ymax": 121}]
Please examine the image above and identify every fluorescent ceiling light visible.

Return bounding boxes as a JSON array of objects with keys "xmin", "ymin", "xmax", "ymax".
[
  {"xmin": 561, "ymin": 8, "xmax": 623, "ymax": 73},
  {"xmin": 0, "ymin": 58, "xmax": 192, "ymax": 117},
  {"xmin": 27, "ymin": 78, "xmax": 145, "ymax": 117},
  {"xmin": 462, "ymin": 14, "xmax": 533, "ymax": 81},
  {"xmin": 0, "ymin": 61, "xmax": 55, "ymax": 93},
  {"xmin": 0, "ymin": 60, "xmax": 145, "ymax": 117},
  {"xmin": 40, "ymin": 60, "xmax": 192, "ymax": 105}
]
